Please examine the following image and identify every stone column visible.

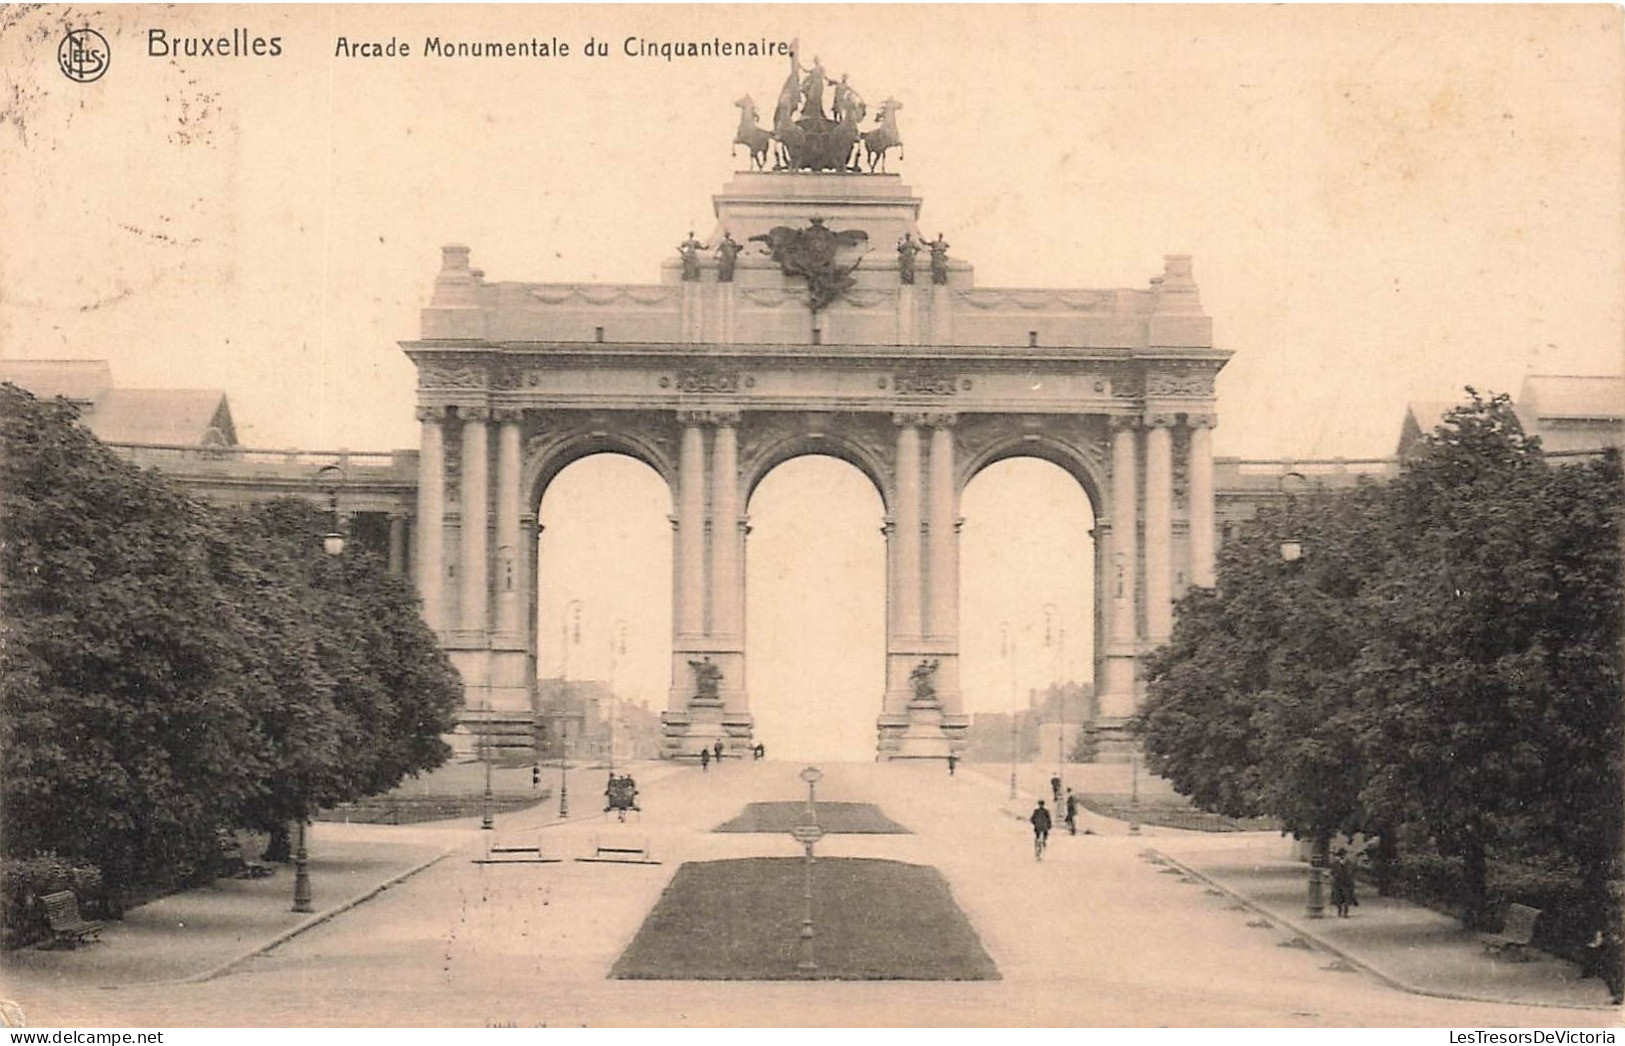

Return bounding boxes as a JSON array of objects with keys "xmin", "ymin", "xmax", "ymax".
[
  {"xmin": 676, "ymin": 412, "xmax": 708, "ymax": 639},
  {"xmin": 415, "ymin": 406, "xmax": 446, "ymax": 633},
  {"xmin": 459, "ymin": 406, "xmax": 490, "ymax": 634},
  {"xmin": 892, "ymin": 414, "xmax": 924, "ymax": 640},
  {"xmin": 523, "ymin": 514, "xmax": 540, "ymax": 684},
  {"xmin": 1188, "ymin": 414, "xmax": 1217, "ymax": 589},
  {"xmin": 1100, "ymin": 416, "xmax": 1139, "ymax": 720},
  {"xmin": 1144, "ymin": 414, "xmax": 1175, "ymax": 645},
  {"xmin": 387, "ymin": 512, "xmax": 406, "ymax": 576},
  {"xmin": 709, "ymin": 412, "xmax": 742, "ymax": 643},
  {"xmin": 926, "ymin": 415, "xmax": 958, "ymax": 644},
  {"xmin": 494, "ymin": 409, "xmax": 524, "ymax": 640}
]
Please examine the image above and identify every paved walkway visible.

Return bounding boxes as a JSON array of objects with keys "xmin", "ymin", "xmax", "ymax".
[
  {"xmin": 1149, "ymin": 836, "xmax": 1610, "ymax": 1010},
  {"xmin": 969, "ymin": 762, "xmax": 1613, "ymax": 1013},
  {"xmin": 1, "ymin": 759, "xmax": 1615, "ymax": 1027}
]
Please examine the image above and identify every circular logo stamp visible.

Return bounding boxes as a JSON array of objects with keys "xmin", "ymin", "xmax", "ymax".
[{"xmin": 58, "ymin": 28, "xmax": 110, "ymax": 83}]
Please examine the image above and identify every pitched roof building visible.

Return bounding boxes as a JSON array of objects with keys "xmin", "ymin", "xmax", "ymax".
[{"xmin": 0, "ymin": 359, "xmax": 237, "ymax": 447}]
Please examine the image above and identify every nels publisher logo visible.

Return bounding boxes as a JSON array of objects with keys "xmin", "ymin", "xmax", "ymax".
[{"xmin": 58, "ymin": 27, "xmax": 110, "ymax": 83}]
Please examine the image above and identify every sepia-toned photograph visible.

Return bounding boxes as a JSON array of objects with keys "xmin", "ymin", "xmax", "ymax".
[{"xmin": 1, "ymin": 3, "xmax": 1621, "ymax": 1031}]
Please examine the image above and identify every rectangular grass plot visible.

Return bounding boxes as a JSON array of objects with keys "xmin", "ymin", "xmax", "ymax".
[
  {"xmin": 713, "ymin": 802, "xmax": 909, "ymax": 834},
  {"xmin": 611, "ymin": 858, "xmax": 998, "ymax": 981}
]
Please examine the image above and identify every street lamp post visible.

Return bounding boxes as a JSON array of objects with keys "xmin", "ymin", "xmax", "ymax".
[
  {"xmin": 1044, "ymin": 604, "xmax": 1064, "ymax": 790},
  {"xmin": 480, "ymin": 661, "xmax": 495, "ymax": 831},
  {"xmin": 1128, "ymin": 748, "xmax": 1141, "ymax": 835},
  {"xmin": 558, "ymin": 599, "xmax": 582, "ymax": 818},
  {"xmin": 1002, "ymin": 623, "xmax": 1017, "ymax": 799},
  {"xmin": 295, "ymin": 465, "xmax": 346, "ymax": 914},
  {"xmin": 793, "ymin": 766, "xmax": 824, "ymax": 975},
  {"xmin": 608, "ymin": 620, "xmax": 627, "ymax": 774},
  {"xmin": 800, "ymin": 765, "xmax": 823, "ymax": 822},
  {"xmin": 292, "ymin": 818, "xmax": 313, "ymax": 913},
  {"xmin": 1277, "ymin": 533, "xmax": 1328, "ymax": 917}
]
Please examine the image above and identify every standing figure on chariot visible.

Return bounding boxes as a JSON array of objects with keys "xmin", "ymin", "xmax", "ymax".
[{"xmin": 798, "ymin": 54, "xmax": 830, "ymax": 120}]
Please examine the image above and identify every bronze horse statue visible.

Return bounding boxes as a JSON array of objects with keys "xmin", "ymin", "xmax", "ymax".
[
  {"xmin": 862, "ymin": 99, "xmax": 904, "ymax": 173},
  {"xmin": 733, "ymin": 95, "xmax": 772, "ymax": 171}
]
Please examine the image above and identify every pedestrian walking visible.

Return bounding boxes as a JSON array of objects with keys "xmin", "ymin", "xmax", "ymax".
[
  {"xmin": 699, "ymin": 747, "xmax": 710, "ymax": 772},
  {"xmin": 1330, "ymin": 848, "xmax": 1358, "ymax": 917},
  {"xmin": 1064, "ymin": 789, "xmax": 1078, "ymax": 835},
  {"xmin": 531, "ymin": 763, "xmax": 541, "ymax": 791},
  {"xmin": 947, "ymin": 753, "xmax": 958, "ymax": 776},
  {"xmin": 1050, "ymin": 774, "xmax": 1063, "ymax": 806},
  {"xmin": 713, "ymin": 739, "xmax": 724, "ymax": 764},
  {"xmin": 1030, "ymin": 800, "xmax": 1052, "ymax": 860}
]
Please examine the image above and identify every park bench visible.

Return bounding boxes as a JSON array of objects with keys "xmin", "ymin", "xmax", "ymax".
[
  {"xmin": 41, "ymin": 890, "xmax": 104, "ymax": 949},
  {"xmin": 1481, "ymin": 903, "xmax": 1542, "ymax": 961},
  {"xmin": 219, "ymin": 834, "xmax": 274, "ymax": 879}
]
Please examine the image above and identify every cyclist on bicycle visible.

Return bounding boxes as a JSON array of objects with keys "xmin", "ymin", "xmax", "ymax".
[{"xmin": 1030, "ymin": 800, "xmax": 1052, "ymax": 860}]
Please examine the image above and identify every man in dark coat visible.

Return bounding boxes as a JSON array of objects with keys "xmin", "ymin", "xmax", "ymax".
[
  {"xmin": 1030, "ymin": 800, "xmax": 1053, "ymax": 860},
  {"xmin": 1330, "ymin": 848, "xmax": 1358, "ymax": 917}
]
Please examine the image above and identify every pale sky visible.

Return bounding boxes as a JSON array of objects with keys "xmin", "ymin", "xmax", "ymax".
[{"xmin": 5, "ymin": 6, "xmax": 1621, "ymax": 758}]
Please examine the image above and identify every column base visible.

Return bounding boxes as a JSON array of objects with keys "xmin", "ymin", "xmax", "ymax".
[
  {"xmin": 456, "ymin": 708, "xmax": 538, "ymax": 763},
  {"xmin": 660, "ymin": 701, "xmax": 754, "ymax": 758},
  {"xmin": 1085, "ymin": 718, "xmax": 1139, "ymax": 763},
  {"xmin": 876, "ymin": 705, "xmax": 968, "ymax": 760}
]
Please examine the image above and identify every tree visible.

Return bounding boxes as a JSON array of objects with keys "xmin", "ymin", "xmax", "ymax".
[
  {"xmin": 0, "ymin": 385, "xmax": 271, "ymax": 890},
  {"xmin": 1141, "ymin": 388, "xmax": 1622, "ymax": 934},
  {"xmin": 1355, "ymin": 392, "xmax": 1622, "ymax": 928},
  {"xmin": 1138, "ymin": 482, "xmax": 1386, "ymax": 843},
  {"xmin": 1, "ymin": 384, "xmax": 463, "ymax": 894},
  {"xmin": 218, "ymin": 500, "xmax": 461, "ymax": 829}
]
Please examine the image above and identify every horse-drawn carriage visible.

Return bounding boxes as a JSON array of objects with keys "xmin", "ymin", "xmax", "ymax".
[{"xmin": 605, "ymin": 774, "xmax": 640, "ymax": 822}]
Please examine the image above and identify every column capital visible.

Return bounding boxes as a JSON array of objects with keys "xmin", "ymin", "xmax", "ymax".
[
  {"xmin": 676, "ymin": 409, "xmax": 710, "ymax": 426},
  {"xmin": 416, "ymin": 405, "xmax": 450, "ymax": 423},
  {"xmin": 710, "ymin": 409, "xmax": 742, "ymax": 428},
  {"xmin": 879, "ymin": 517, "xmax": 896, "ymax": 536},
  {"xmin": 1108, "ymin": 414, "xmax": 1142, "ymax": 433},
  {"xmin": 386, "ymin": 509, "xmax": 408, "ymax": 521},
  {"xmin": 520, "ymin": 513, "xmax": 538, "ymax": 527},
  {"xmin": 1143, "ymin": 412, "xmax": 1178, "ymax": 429},
  {"xmin": 925, "ymin": 412, "xmax": 959, "ymax": 429},
  {"xmin": 492, "ymin": 406, "xmax": 525, "ymax": 424},
  {"xmin": 892, "ymin": 411, "xmax": 929, "ymax": 428},
  {"xmin": 459, "ymin": 405, "xmax": 491, "ymax": 423},
  {"xmin": 1185, "ymin": 412, "xmax": 1218, "ymax": 430}
]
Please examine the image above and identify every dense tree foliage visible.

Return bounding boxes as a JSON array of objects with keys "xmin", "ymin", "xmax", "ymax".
[
  {"xmin": 0, "ymin": 384, "xmax": 461, "ymax": 895},
  {"xmin": 1138, "ymin": 390, "xmax": 1622, "ymax": 936}
]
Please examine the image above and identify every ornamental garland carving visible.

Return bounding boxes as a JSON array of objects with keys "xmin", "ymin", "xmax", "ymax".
[
  {"xmin": 1146, "ymin": 372, "xmax": 1215, "ymax": 398},
  {"xmin": 420, "ymin": 364, "xmax": 487, "ymax": 389},
  {"xmin": 528, "ymin": 285, "xmax": 676, "ymax": 306},
  {"xmin": 893, "ymin": 372, "xmax": 957, "ymax": 396},
  {"xmin": 675, "ymin": 366, "xmax": 743, "ymax": 394}
]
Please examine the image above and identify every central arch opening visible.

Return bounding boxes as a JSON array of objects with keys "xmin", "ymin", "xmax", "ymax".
[
  {"xmin": 959, "ymin": 456, "xmax": 1096, "ymax": 767},
  {"xmin": 536, "ymin": 453, "xmax": 671, "ymax": 763},
  {"xmin": 745, "ymin": 455, "xmax": 886, "ymax": 762}
]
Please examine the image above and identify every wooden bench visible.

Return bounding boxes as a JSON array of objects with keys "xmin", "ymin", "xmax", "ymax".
[
  {"xmin": 219, "ymin": 836, "xmax": 274, "ymax": 879},
  {"xmin": 41, "ymin": 890, "xmax": 104, "ymax": 949},
  {"xmin": 1481, "ymin": 903, "xmax": 1542, "ymax": 961}
]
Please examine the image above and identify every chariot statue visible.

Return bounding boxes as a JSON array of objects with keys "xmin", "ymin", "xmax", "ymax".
[{"xmin": 730, "ymin": 43, "xmax": 902, "ymax": 175}]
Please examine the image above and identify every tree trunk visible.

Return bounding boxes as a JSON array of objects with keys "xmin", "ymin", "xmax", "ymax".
[
  {"xmin": 1373, "ymin": 823, "xmax": 1398, "ymax": 897},
  {"xmin": 1461, "ymin": 832, "xmax": 1489, "ymax": 930},
  {"xmin": 262, "ymin": 822, "xmax": 292, "ymax": 863}
]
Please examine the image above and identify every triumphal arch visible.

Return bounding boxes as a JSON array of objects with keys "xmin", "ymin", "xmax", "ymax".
[{"xmin": 402, "ymin": 57, "xmax": 1228, "ymax": 759}]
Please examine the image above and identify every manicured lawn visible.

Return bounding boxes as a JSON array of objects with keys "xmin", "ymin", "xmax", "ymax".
[
  {"xmin": 610, "ymin": 857, "xmax": 999, "ymax": 981},
  {"xmin": 1076, "ymin": 793, "xmax": 1278, "ymax": 832},
  {"xmin": 714, "ymin": 802, "xmax": 910, "ymax": 835}
]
